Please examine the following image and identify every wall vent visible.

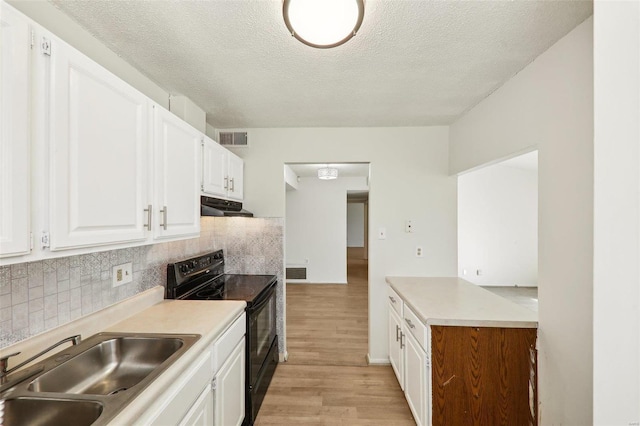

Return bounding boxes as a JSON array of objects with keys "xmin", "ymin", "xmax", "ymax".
[
  {"xmin": 286, "ymin": 267, "xmax": 307, "ymax": 280},
  {"xmin": 219, "ymin": 132, "xmax": 248, "ymax": 146}
]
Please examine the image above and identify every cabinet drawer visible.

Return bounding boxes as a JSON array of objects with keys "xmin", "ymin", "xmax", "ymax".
[
  {"xmin": 388, "ymin": 287, "xmax": 403, "ymax": 316},
  {"xmin": 213, "ymin": 313, "xmax": 246, "ymax": 372},
  {"xmin": 403, "ymin": 304, "xmax": 427, "ymax": 352}
]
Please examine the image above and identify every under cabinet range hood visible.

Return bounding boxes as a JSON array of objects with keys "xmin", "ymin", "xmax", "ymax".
[{"xmin": 200, "ymin": 196, "xmax": 254, "ymax": 217}]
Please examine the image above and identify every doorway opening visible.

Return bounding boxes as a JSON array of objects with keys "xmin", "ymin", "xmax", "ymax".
[
  {"xmin": 457, "ymin": 150, "xmax": 538, "ymax": 311},
  {"xmin": 283, "ymin": 162, "xmax": 370, "ymax": 366}
]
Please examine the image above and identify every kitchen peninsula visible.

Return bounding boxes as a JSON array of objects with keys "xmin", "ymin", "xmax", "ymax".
[{"xmin": 386, "ymin": 276, "xmax": 538, "ymax": 426}]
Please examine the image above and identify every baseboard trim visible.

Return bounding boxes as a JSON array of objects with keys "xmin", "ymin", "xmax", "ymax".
[
  {"xmin": 279, "ymin": 351, "xmax": 289, "ymax": 362},
  {"xmin": 367, "ymin": 354, "xmax": 390, "ymax": 365}
]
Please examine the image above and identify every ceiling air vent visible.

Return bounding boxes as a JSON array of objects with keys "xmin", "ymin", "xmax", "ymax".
[{"xmin": 219, "ymin": 132, "xmax": 248, "ymax": 146}]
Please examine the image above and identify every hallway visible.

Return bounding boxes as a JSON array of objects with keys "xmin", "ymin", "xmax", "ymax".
[{"xmin": 255, "ymin": 248, "xmax": 414, "ymax": 425}]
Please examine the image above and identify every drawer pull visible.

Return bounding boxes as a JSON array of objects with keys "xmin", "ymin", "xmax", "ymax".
[
  {"xmin": 400, "ymin": 332, "xmax": 405, "ymax": 349},
  {"xmin": 389, "ymin": 296, "xmax": 396, "ymax": 303},
  {"xmin": 405, "ymin": 318, "xmax": 416, "ymax": 329},
  {"xmin": 395, "ymin": 325, "xmax": 400, "ymax": 342}
]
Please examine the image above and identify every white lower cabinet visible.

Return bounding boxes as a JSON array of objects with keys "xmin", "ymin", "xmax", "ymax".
[
  {"xmin": 138, "ymin": 313, "xmax": 246, "ymax": 426},
  {"xmin": 180, "ymin": 384, "xmax": 214, "ymax": 426},
  {"xmin": 145, "ymin": 350, "xmax": 213, "ymax": 425},
  {"xmin": 214, "ymin": 339, "xmax": 245, "ymax": 426},
  {"xmin": 388, "ymin": 286, "xmax": 431, "ymax": 426},
  {"xmin": 404, "ymin": 330, "xmax": 428, "ymax": 426},
  {"xmin": 388, "ymin": 307, "xmax": 404, "ymax": 390}
]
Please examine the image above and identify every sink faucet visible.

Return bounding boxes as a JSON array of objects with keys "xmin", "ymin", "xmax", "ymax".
[{"xmin": 0, "ymin": 334, "xmax": 81, "ymax": 379}]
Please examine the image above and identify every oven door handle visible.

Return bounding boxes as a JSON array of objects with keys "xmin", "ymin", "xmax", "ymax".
[{"xmin": 247, "ymin": 282, "xmax": 276, "ymax": 315}]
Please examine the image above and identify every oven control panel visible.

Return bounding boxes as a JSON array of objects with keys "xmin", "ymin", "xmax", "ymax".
[{"xmin": 168, "ymin": 250, "xmax": 225, "ymax": 288}]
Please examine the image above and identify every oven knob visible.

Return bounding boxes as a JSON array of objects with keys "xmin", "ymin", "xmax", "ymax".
[
  {"xmin": 180, "ymin": 264, "xmax": 190, "ymax": 274},
  {"xmin": 190, "ymin": 260, "xmax": 198, "ymax": 269}
]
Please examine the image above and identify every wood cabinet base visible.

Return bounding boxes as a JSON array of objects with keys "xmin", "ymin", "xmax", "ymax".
[{"xmin": 431, "ymin": 326, "xmax": 537, "ymax": 426}]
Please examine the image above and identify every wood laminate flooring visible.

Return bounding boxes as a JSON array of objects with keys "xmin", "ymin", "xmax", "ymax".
[{"xmin": 255, "ymin": 248, "xmax": 415, "ymax": 425}]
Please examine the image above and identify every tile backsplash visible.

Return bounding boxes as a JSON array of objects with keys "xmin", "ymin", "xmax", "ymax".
[{"xmin": 1, "ymin": 217, "xmax": 284, "ymax": 349}]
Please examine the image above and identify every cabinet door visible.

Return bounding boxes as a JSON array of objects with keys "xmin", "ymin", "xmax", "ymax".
[
  {"xmin": 152, "ymin": 106, "xmax": 201, "ymax": 239},
  {"xmin": 0, "ymin": 4, "xmax": 31, "ymax": 257},
  {"xmin": 202, "ymin": 136, "xmax": 228, "ymax": 197},
  {"xmin": 227, "ymin": 151, "xmax": 244, "ymax": 201},
  {"xmin": 215, "ymin": 339, "xmax": 246, "ymax": 426},
  {"xmin": 405, "ymin": 331, "xmax": 427, "ymax": 426},
  {"xmin": 389, "ymin": 306, "xmax": 404, "ymax": 390},
  {"xmin": 48, "ymin": 35, "xmax": 149, "ymax": 250},
  {"xmin": 179, "ymin": 384, "xmax": 214, "ymax": 426}
]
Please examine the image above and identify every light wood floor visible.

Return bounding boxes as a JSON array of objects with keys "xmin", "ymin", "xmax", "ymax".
[{"xmin": 255, "ymin": 248, "xmax": 415, "ymax": 425}]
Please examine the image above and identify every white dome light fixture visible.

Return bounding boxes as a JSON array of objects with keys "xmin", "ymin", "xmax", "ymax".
[
  {"xmin": 318, "ymin": 166, "xmax": 339, "ymax": 180},
  {"xmin": 283, "ymin": 0, "xmax": 365, "ymax": 49}
]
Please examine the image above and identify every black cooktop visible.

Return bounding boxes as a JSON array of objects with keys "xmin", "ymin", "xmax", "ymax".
[
  {"xmin": 190, "ymin": 274, "xmax": 277, "ymax": 305},
  {"xmin": 166, "ymin": 250, "xmax": 277, "ymax": 307}
]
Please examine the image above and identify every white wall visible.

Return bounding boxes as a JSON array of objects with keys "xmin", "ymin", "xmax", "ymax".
[
  {"xmin": 169, "ymin": 95, "xmax": 206, "ymax": 133},
  {"xmin": 593, "ymin": 1, "xmax": 640, "ymax": 423},
  {"xmin": 7, "ymin": 0, "xmax": 168, "ymax": 109},
  {"xmin": 226, "ymin": 127, "xmax": 457, "ymax": 362},
  {"xmin": 286, "ymin": 177, "xmax": 367, "ymax": 283},
  {"xmin": 458, "ymin": 164, "xmax": 538, "ymax": 286},
  {"xmin": 450, "ymin": 18, "xmax": 593, "ymax": 425},
  {"xmin": 347, "ymin": 203, "xmax": 365, "ymax": 247},
  {"xmin": 8, "ymin": 0, "xmax": 206, "ymax": 132}
]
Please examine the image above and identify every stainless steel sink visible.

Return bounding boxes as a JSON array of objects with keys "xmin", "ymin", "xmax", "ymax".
[
  {"xmin": 0, "ymin": 332, "xmax": 200, "ymax": 425},
  {"xmin": 1, "ymin": 397, "xmax": 103, "ymax": 426},
  {"xmin": 28, "ymin": 336, "xmax": 185, "ymax": 395}
]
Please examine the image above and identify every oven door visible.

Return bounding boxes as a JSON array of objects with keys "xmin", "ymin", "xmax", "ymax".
[{"xmin": 248, "ymin": 283, "xmax": 276, "ymax": 387}]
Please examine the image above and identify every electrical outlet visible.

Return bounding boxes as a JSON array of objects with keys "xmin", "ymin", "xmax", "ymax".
[
  {"xmin": 112, "ymin": 262, "xmax": 132, "ymax": 287},
  {"xmin": 416, "ymin": 246, "xmax": 424, "ymax": 258},
  {"xmin": 405, "ymin": 220, "xmax": 413, "ymax": 233}
]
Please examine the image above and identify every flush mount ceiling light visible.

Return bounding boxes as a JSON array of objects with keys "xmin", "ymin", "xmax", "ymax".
[
  {"xmin": 283, "ymin": 0, "xmax": 365, "ymax": 49},
  {"xmin": 318, "ymin": 166, "xmax": 339, "ymax": 180}
]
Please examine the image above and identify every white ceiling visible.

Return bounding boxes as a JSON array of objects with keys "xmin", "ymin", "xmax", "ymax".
[
  {"xmin": 50, "ymin": 0, "xmax": 592, "ymax": 129},
  {"xmin": 287, "ymin": 163, "xmax": 370, "ymax": 178}
]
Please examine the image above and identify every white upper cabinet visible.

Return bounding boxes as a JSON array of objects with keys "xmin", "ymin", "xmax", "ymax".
[
  {"xmin": 47, "ymin": 34, "xmax": 149, "ymax": 250},
  {"xmin": 152, "ymin": 105, "xmax": 201, "ymax": 240},
  {"xmin": 0, "ymin": 3, "xmax": 31, "ymax": 258},
  {"xmin": 201, "ymin": 136, "xmax": 244, "ymax": 201},
  {"xmin": 227, "ymin": 151, "xmax": 244, "ymax": 201},
  {"xmin": 202, "ymin": 136, "xmax": 228, "ymax": 196}
]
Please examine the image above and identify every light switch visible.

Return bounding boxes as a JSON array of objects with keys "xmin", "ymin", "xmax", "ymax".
[{"xmin": 378, "ymin": 227, "xmax": 387, "ymax": 240}]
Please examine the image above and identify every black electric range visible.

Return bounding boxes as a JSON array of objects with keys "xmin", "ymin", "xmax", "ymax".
[{"xmin": 166, "ymin": 250, "xmax": 278, "ymax": 426}]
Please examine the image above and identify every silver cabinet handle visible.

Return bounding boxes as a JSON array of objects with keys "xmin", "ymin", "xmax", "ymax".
[
  {"xmin": 160, "ymin": 206, "xmax": 168, "ymax": 230},
  {"xmin": 395, "ymin": 325, "xmax": 400, "ymax": 342},
  {"xmin": 144, "ymin": 205, "xmax": 152, "ymax": 231},
  {"xmin": 400, "ymin": 332, "xmax": 405, "ymax": 349},
  {"xmin": 405, "ymin": 318, "xmax": 416, "ymax": 329},
  {"xmin": 230, "ymin": 177, "xmax": 235, "ymax": 192},
  {"xmin": 224, "ymin": 177, "xmax": 229, "ymax": 190},
  {"xmin": 389, "ymin": 296, "xmax": 396, "ymax": 303}
]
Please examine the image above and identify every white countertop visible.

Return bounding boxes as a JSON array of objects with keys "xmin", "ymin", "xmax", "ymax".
[
  {"xmin": 106, "ymin": 298, "xmax": 246, "ymax": 424},
  {"xmin": 386, "ymin": 276, "xmax": 537, "ymax": 328},
  {"xmin": 1, "ymin": 286, "xmax": 246, "ymax": 425}
]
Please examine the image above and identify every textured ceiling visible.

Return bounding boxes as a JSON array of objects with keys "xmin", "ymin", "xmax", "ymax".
[{"xmin": 50, "ymin": 0, "xmax": 593, "ymax": 129}]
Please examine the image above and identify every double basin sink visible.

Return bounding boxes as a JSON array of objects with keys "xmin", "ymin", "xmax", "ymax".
[{"xmin": 1, "ymin": 332, "xmax": 200, "ymax": 425}]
